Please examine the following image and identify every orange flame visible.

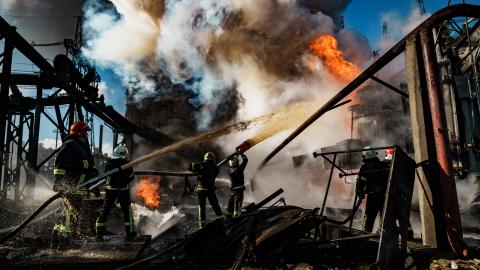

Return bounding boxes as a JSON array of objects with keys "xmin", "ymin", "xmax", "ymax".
[
  {"xmin": 309, "ymin": 34, "xmax": 361, "ymax": 82},
  {"xmin": 135, "ymin": 176, "xmax": 160, "ymax": 209}
]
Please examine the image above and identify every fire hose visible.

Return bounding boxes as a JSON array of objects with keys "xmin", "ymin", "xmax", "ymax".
[
  {"xmin": 0, "ymin": 99, "xmax": 351, "ymax": 244},
  {"xmin": 0, "ymin": 149, "xmax": 186, "ymax": 244}
]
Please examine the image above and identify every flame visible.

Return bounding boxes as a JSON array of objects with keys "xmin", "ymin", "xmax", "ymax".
[
  {"xmin": 135, "ymin": 176, "xmax": 160, "ymax": 209},
  {"xmin": 309, "ymin": 34, "xmax": 361, "ymax": 82}
]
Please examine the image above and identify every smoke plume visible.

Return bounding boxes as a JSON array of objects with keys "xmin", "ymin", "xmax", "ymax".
[
  {"xmin": 81, "ymin": 0, "xmax": 370, "ymax": 127},
  {"xmin": 81, "ymin": 0, "xmax": 374, "ymax": 208}
]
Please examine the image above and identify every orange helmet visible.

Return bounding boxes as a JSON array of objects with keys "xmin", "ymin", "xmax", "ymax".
[{"xmin": 69, "ymin": 121, "xmax": 91, "ymax": 136}]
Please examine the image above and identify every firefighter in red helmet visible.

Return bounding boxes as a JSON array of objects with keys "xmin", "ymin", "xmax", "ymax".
[{"xmin": 51, "ymin": 121, "xmax": 98, "ymax": 248}]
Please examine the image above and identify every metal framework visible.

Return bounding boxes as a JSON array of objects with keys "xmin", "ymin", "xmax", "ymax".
[
  {"xmin": 260, "ymin": 4, "xmax": 480, "ymax": 256},
  {"xmin": 313, "ymin": 146, "xmax": 416, "ymax": 267},
  {"xmin": 0, "ymin": 16, "xmax": 175, "ymax": 204}
]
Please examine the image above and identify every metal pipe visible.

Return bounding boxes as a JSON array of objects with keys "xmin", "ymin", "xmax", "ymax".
[
  {"xmin": 319, "ymin": 154, "xmax": 336, "ymax": 216},
  {"xmin": 370, "ymin": 75, "xmax": 409, "ymax": 99},
  {"xmin": 330, "ymin": 233, "xmax": 380, "ymax": 242},
  {"xmin": 98, "ymin": 124, "xmax": 103, "ymax": 155},
  {"xmin": 314, "ymin": 145, "xmax": 395, "ymax": 156},
  {"xmin": 419, "ymin": 28, "xmax": 466, "ymax": 257},
  {"xmin": 315, "ymin": 154, "xmax": 348, "ymax": 176},
  {"xmin": 348, "ymin": 195, "xmax": 357, "ymax": 232},
  {"xmin": 244, "ymin": 188, "xmax": 284, "ymax": 212}
]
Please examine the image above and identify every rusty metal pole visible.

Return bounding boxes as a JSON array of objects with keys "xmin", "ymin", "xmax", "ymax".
[{"xmin": 419, "ymin": 28, "xmax": 467, "ymax": 257}]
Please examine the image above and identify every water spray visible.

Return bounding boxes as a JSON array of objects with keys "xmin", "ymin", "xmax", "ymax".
[
  {"xmin": 235, "ymin": 99, "xmax": 352, "ymax": 155},
  {"xmin": 0, "ymin": 98, "xmax": 351, "ymax": 244}
]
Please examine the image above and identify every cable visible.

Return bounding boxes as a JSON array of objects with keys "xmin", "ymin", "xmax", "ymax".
[{"xmin": 0, "ymin": 192, "xmax": 61, "ymax": 244}]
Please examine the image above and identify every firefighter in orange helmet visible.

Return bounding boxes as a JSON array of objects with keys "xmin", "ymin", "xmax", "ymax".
[{"xmin": 51, "ymin": 121, "xmax": 98, "ymax": 248}]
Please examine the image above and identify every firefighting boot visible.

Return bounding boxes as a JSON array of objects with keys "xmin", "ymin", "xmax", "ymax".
[
  {"xmin": 50, "ymin": 230, "xmax": 60, "ymax": 249},
  {"xmin": 198, "ymin": 219, "xmax": 206, "ymax": 229},
  {"xmin": 125, "ymin": 224, "xmax": 137, "ymax": 241},
  {"xmin": 95, "ymin": 226, "xmax": 105, "ymax": 242},
  {"xmin": 224, "ymin": 212, "xmax": 233, "ymax": 220}
]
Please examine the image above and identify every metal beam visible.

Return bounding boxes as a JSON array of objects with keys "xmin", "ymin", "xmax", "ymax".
[
  {"xmin": 0, "ymin": 27, "xmax": 14, "ymax": 201},
  {"xmin": 370, "ymin": 75, "xmax": 409, "ymax": 99},
  {"xmin": 26, "ymin": 86, "xmax": 42, "ymax": 199},
  {"xmin": 260, "ymin": 3, "xmax": 480, "ymax": 167},
  {"xmin": 54, "ymin": 104, "xmax": 67, "ymax": 140},
  {"xmin": 0, "ymin": 17, "xmax": 53, "ymax": 72}
]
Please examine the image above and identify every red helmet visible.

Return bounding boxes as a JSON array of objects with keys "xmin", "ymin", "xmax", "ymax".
[
  {"xmin": 69, "ymin": 121, "xmax": 91, "ymax": 136},
  {"xmin": 385, "ymin": 147, "xmax": 394, "ymax": 155}
]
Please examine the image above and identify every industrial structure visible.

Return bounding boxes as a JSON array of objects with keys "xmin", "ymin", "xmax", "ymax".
[
  {"xmin": 0, "ymin": 2, "xmax": 480, "ymax": 269},
  {"xmin": 0, "ymin": 15, "xmax": 177, "ymax": 206}
]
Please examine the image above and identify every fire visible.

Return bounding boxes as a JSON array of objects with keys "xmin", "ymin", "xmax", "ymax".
[
  {"xmin": 134, "ymin": 176, "xmax": 160, "ymax": 209},
  {"xmin": 309, "ymin": 34, "xmax": 361, "ymax": 82}
]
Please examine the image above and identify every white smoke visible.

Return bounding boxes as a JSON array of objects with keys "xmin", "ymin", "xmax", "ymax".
[
  {"xmin": 82, "ymin": 0, "xmax": 368, "ymax": 208},
  {"xmin": 81, "ymin": 0, "xmax": 365, "ymax": 128},
  {"xmin": 133, "ymin": 205, "xmax": 185, "ymax": 238},
  {"xmin": 39, "ymin": 137, "xmax": 61, "ymax": 149},
  {"xmin": 379, "ymin": 7, "xmax": 431, "ymax": 51},
  {"xmin": 82, "ymin": 0, "xmax": 159, "ymax": 97}
]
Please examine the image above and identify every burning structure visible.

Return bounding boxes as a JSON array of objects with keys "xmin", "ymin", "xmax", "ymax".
[{"xmin": 1, "ymin": 0, "xmax": 480, "ymax": 269}]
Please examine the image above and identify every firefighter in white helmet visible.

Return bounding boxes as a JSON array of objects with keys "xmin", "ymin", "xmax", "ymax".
[
  {"xmin": 95, "ymin": 145, "xmax": 136, "ymax": 241},
  {"xmin": 225, "ymin": 153, "xmax": 248, "ymax": 218},
  {"xmin": 356, "ymin": 147, "xmax": 390, "ymax": 232},
  {"xmin": 189, "ymin": 152, "xmax": 223, "ymax": 228}
]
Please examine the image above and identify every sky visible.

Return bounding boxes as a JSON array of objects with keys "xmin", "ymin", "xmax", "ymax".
[{"xmin": 2, "ymin": 0, "xmax": 480, "ymax": 155}]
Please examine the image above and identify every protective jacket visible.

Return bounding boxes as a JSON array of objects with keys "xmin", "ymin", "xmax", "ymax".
[
  {"xmin": 356, "ymin": 157, "xmax": 390, "ymax": 195},
  {"xmin": 227, "ymin": 155, "xmax": 248, "ymax": 188},
  {"xmin": 53, "ymin": 134, "xmax": 97, "ymax": 195},
  {"xmin": 96, "ymin": 157, "xmax": 136, "ymax": 240},
  {"xmin": 105, "ymin": 158, "xmax": 134, "ymax": 189},
  {"xmin": 190, "ymin": 160, "xmax": 219, "ymax": 190}
]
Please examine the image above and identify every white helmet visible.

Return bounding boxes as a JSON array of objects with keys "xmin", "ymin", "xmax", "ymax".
[
  {"xmin": 229, "ymin": 155, "xmax": 240, "ymax": 168},
  {"xmin": 203, "ymin": 152, "xmax": 216, "ymax": 162},
  {"xmin": 362, "ymin": 146, "xmax": 377, "ymax": 160},
  {"xmin": 113, "ymin": 145, "xmax": 128, "ymax": 159}
]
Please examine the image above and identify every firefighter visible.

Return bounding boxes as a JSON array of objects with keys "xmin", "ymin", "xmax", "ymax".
[
  {"xmin": 52, "ymin": 121, "xmax": 98, "ymax": 247},
  {"xmin": 189, "ymin": 152, "xmax": 223, "ymax": 228},
  {"xmin": 226, "ymin": 153, "xmax": 248, "ymax": 218},
  {"xmin": 95, "ymin": 145, "xmax": 136, "ymax": 241},
  {"xmin": 356, "ymin": 147, "xmax": 390, "ymax": 232}
]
